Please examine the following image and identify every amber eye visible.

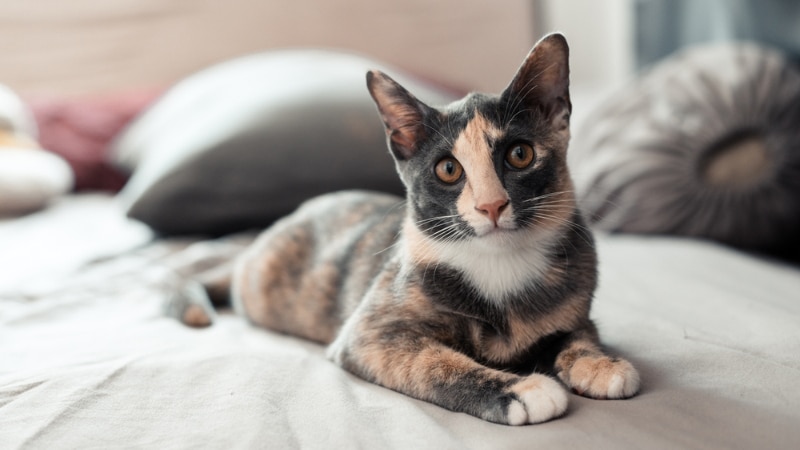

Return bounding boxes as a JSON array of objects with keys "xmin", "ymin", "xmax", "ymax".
[
  {"xmin": 434, "ymin": 157, "xmax": 464, "ymax": 184},
  {"xmin": 505, "ymin": 143, "xmax": 535, "ymax": 169}
]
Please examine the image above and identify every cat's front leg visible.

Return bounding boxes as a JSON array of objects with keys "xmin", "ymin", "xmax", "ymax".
[
  {"xmin": 553, "ymin": 324, "xmax": 640, "ymax": 399},
  {"xmin": 327, "ymin": 326, "xmax": 568, "ymax": 425}
]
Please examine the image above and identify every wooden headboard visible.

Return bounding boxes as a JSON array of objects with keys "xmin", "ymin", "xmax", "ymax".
[{"xmin": 0, "ymin": 0, "xmax": 535, "ymax": 96}]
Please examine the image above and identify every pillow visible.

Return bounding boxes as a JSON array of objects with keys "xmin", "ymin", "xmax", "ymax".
[
  {"xmin": 112, "ymin": 50, "xmax": 460, "ymax": 236},
  {"xmin": 26, "ymin": 89, "xmax": 163, "ymax": 192},
  {"xmin": 570, "ymin": 43, "xmax": 800, "ymax": 261}
]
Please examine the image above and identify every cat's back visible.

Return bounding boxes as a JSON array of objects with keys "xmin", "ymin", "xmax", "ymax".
[
  {"xmin": 232, "ymin": 190, "xmax": 405, "ymax": 343},
  {"xmin": 290, "ymin": 190, "xmax": 404, "ymax": 243}
]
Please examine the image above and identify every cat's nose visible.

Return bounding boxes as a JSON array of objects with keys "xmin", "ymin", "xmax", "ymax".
[{"xmin": 475, "ymin": 198, "xmax": 510, "ymax": 225}]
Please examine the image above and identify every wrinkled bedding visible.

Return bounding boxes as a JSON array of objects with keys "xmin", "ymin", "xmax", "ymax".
[{"xmin": 2, "ymin": 194, "xmax": 799, "ymax": 449}]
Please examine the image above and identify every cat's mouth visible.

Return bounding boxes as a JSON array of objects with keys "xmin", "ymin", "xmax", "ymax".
[
  {"xmin": 416, "ymin": 215, "xmax": 519, "ymax": 242},
  {"xmin": 472, "ymin": 220, "xmax": 519, "ymax": 238}
]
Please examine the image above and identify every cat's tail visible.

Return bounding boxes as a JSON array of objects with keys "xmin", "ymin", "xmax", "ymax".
[
  {"xmin": 161, "ymin": 234, "xmax": 254, "ymax": 328},
  {"xmin": 165, "ymin": 263, "xmax": 234, "ymax": 328}
]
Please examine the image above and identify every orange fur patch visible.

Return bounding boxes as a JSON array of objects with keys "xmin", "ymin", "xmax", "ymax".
[
  {"xmin": 482, "ymin": 295, "xmax": 588, "ymax": 364},
  {"xmin": 182, "ymin": 304, "xmax": 213, "ymax": 328},
  {"xmin": 452, "ymin": 113, "xmax": 508, "ymax": 225}
]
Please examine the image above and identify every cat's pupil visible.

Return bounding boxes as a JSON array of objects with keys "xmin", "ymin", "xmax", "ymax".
[
  {"xmin": 434, "ymin": 157, "xmax": 463, "ymax": 183},
  {"xmin": 506, "ymin": 143, "xmax": 534, "ymax": 169}
]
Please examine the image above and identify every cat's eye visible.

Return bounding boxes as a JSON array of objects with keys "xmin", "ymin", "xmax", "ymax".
[
  {"xmin": 434, "ymin": 157, "xmax": 464, "ymax": 184},
  {"xmin": 505, "ymin": 143, "xmax": 535, "ymax": 169}
]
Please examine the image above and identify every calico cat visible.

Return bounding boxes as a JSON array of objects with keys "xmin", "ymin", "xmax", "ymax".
[{"xmin": 174, "ymin": 33, "xmax": 640, "ymax": 425}]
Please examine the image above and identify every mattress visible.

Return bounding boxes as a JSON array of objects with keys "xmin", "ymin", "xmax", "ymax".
[{"xmin": 1, "ymin": 194, "xmax": 799, "ymax": 449}]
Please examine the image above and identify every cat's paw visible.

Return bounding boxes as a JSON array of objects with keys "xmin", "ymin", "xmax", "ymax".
[
  {"xmin": 559, "ymin": 355, "xmax": 640, "ymax": 399},
  {"xmin": 164, "ymin": 281, "xmax": 215, "ymax": 328},
  {"xmin": 505, "ymin": 374, "xmax": 569, "ymax": 425}
]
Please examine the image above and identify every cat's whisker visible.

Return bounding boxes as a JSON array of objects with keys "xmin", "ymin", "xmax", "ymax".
[
  {"xmin": 520, "ymin": 201, "xmax": 575, "ymax": 210},
  {"xmin": 518, "ymin": 202, "xmax": 577, "ymax": 216},
  {"xmin": 517, "ymin": 62, "xmax": 557, "ymax": 105},
  {"xmin": 373, "ymin": 239, "xmax": 404, "ymax": 256},
  {"xmin": 429, "ymin": 223, "xmax": 468, "ymax": 243},
  {"xmin": 417, "ymin": 215, "xmax": 459, "ymax": 232},
  {"xmin": 520, "ymin": 208, "xmax": 590, "ymax": 229},
  {"xmin": 415, "ymin": 214, "xmax": 461, "ymax": 226},
  {"xmin": 504, "ymin": 107, "xmax": 535, "ymax": 127},
  {"xmin": 531, "ymin": 196, "xmax": 575, "ymax": 203},
  {"xmin": 521, "ymin": 201, "xmax": 576, "ymax": 211},
  {"xmin": 520, "ymin": 216, "xmax": 582, "ymax": 255},
  {"xmin": 397, "ymin": 118, "xmax": 454, "ymax": 148},
  {"xmin": 522, "ymin": 190, "xmax": 576, "ymax": 203},
  {"xmin": 504, "ymin": 77, "xmax": 540, "ymax": 126},
  {"xmin": 421, "ymin": 259, "xmax": 434, "ymax": 285},
  {"xmin": 503, "ymin": 62, "xmax": 560, "ymax": 128},
  {"xmin": 523, "ymin": 202, "xmax": 577, "ymax": 211},
  {"xmin": 422, "ymin": 122, "xmax": 455, "ymax": 148},
  {"xmin": 524, "ymin": 213, "xmax": 594, "ymax": 247},
  {"xmin": 422, "ymin": 221, "xmax": 454, "ymax": 237},
  {"xmin": 370, "ymin": 201, "xmax": 409, "ymax": 256}
]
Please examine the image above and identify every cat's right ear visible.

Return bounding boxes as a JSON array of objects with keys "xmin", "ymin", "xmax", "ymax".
[{"xmin": 367, "ymin": 70, "xmax": 433, "ymax": 160}]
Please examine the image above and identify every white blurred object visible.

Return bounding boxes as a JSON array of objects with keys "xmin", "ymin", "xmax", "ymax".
[
  {"xmin": 534, "ymin": 0, "xmax": 634, "ymax": 89},
  {"xmin": 0, "ymin": 83, "xmax": 37, "ymax": 137},
  {"xmin": 0, "ymin": 83, "xmax": 74, "ymax": 216},
  {"xmin": 0, "ymin": 149, "xmax": 74, "ymax": 215}
]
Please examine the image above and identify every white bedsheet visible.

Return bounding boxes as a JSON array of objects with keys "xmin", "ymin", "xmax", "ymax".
[{"xmin": 2, "ymin": 195, "xmax": 799, "ymax": 449}]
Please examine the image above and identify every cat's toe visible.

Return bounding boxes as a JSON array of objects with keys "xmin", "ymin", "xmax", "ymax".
[
  {"xmin": 507, "ymin": 374, "xmax": 569, "ymax": 425},
  {"xmin": 561, "ymin": 356, "xmax": 640, "ymax": 399}
]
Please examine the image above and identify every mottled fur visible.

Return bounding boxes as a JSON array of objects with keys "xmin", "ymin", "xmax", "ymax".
[{"xmin": 173, "ymin": 33, "xmax": 640, "ymax": 425}]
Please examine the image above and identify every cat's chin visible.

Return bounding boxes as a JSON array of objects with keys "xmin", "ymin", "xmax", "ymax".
[
  {"xmin": 469, "ymin": 223, "xmax": 551, "ymax": 251},
  {"xmin": 468, "ymin": 214, "xmax": 521, "ymax": 237}
]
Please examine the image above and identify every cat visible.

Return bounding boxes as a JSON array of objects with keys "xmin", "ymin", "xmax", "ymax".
[{"xmin": 172, "ymin": 33, "xmax": 640, "ymax": 425}]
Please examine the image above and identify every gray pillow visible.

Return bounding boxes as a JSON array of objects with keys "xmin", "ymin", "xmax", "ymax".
[
  {"xmin": 570, "ymin": 43, "xmax": 800, "ymax": 261},
  {"xmin": 112, "ymin": 50, "xmax": 458, "ymax": 235}
]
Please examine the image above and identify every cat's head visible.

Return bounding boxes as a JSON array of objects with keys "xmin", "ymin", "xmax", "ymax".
[{"xmin": 367, "ymin": 33, "xmax": 574, "ymax": 245}]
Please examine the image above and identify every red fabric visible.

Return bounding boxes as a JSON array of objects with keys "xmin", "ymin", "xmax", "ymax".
[{"xmin": 26, "ymin": 89, "xmax": 164, "ymax": 191}]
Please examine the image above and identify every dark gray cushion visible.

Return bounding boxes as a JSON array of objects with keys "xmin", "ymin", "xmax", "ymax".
[
  {"xmin": 112, "ymin": 50, "xmax": 458, "ymax": 235},
  {"xmin": 570, "ymin": 43, "xmax": 800, "ymax": 261}
]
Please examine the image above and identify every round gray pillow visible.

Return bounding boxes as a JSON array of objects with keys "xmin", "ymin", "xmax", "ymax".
[
  {"xmin": 112, "ymin": 50, "xmax": 458, "ymax": 235},
  {"xmin": 570, "ymin": 43, "xmax": 800, "ymax": 261}
]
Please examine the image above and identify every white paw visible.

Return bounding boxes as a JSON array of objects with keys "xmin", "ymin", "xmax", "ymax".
[
  {"xmin": 562, "ymin": 356, "xmax": 640, "ymax": 399},
  {"xmin": 606, "ymin": 370, "xmax": 640, "ymax": 399},
  {"xmin": 507, "ymin": 375, "xmax": 569, "ymax": 425}
]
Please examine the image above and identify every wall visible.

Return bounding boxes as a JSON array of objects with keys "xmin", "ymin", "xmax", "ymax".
[
  {"xmin": 534, "ymin": 0, "xmax": 635, "ymax": 88},
  {"xmin": 0, "ymin": 0, "xmax": 536, "ymax": 96}
]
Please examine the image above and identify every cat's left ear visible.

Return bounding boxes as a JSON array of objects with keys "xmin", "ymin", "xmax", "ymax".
[
  {"xmin": 367, "ymin": 70, "xmax": 436, "ymax": 160},
  {"xmin": 502, "ymin": 33, "xmax": 571, "ymax": 132}
]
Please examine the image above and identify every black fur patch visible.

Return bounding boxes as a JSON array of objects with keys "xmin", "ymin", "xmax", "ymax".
[{"xmin": 431, "ymin": 367, "xmax": 516, "ymax": 423}]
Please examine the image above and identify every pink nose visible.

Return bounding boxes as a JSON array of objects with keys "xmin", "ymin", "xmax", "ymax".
[{"xmin": 475, "ymin": 198, "xmax": 509, "ymax": 225}]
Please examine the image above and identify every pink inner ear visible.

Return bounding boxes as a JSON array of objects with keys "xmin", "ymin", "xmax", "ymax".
[
  {"xmin": 383, "ymin": 104, "xmax": 421, "ymax": 148},
  {"xmin": 508, "ymin": 34, "xmax": 569, "ymax": 105},
  {"xmin": 389, "ymin": 126, "xmax": 417, "ymax": 152},
  {"xmin": 369, "ymin": 76, "xmax": 425, "ymax": 158}
]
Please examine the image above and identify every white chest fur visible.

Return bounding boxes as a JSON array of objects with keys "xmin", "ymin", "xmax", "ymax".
[{"xmin": 416, "ymin": 228, "xmax": 558, "ymax": 303}]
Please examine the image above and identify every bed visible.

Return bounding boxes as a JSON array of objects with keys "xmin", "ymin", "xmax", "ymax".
[
  {"xmin": 2, "ymin": 2, "xmax": 800, "ymax": 448},
  {"xmin": 2, "ymin": 193, "xmax": 799, "ymax": 448}
]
